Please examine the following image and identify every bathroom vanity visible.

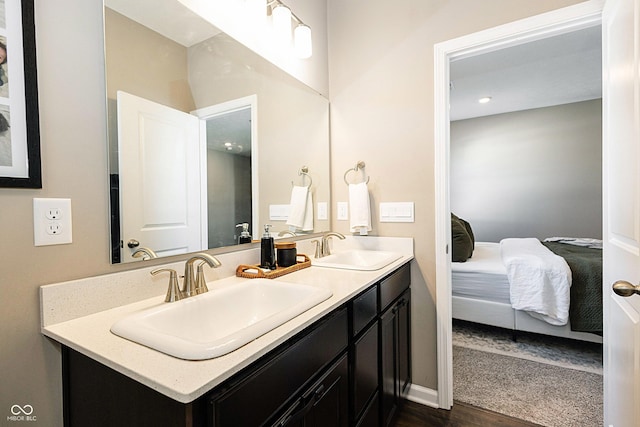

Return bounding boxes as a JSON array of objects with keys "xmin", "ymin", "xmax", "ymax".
[{"xmin": 41, "ymin": 237, "xmax": 413, "ymax": 427}]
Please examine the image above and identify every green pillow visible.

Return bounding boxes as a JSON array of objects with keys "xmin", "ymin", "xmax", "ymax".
[
  {"xmin": 451, "ymin": 213, "xmax": 474, "ymax": 262},
  {"xmin": 459, "ymin": 216, "xmax": 475, "ymax": 250}
]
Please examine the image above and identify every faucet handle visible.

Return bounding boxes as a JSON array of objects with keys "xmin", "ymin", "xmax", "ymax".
[
  {"xmin": 311, "ymin": 239, "xmax": 322, "ymax": 258},
  {"xmin": 151, "ymin": 268, "xmax": 184, "ymax": 302},
  {"xmin": 193, "ymin": 261, "xmax": 210, "ymax": 295}
]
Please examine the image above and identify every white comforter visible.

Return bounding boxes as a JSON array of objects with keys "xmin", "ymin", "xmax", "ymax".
[{"xmin": 500, "ymin": 238, "xmax": 572, "ymax": 325}]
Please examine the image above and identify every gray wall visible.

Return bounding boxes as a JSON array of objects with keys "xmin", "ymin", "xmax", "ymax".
[
  {"xmin": 450, "ymin": 100, "xmax": 602, "ymax": 242},
  {"xmin": 207, "ymin": 149, "xmax": 252, "ymax": 247}
]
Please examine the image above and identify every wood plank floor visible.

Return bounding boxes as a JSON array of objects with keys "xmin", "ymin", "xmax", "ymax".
[{"xmin": 393, "ymin": 400, "xmax": 543, "ymax": 427}]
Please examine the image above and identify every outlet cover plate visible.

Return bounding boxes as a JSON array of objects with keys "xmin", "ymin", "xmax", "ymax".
[{"xmin": 34, "ymin": 198, "xmax": 73, "ymax": 246}]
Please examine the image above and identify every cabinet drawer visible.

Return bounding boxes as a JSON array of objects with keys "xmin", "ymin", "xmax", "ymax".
[
  {"xmin": 379, "ymin": 263, "xmax": 411, "ymax": 311},
  {"xmin": 211, "ymin": 308, "xmax": 348, "ymax": 426},
  {"xmin": 352, "ymin": 285, "xmax": 377, "ymax": 337}
]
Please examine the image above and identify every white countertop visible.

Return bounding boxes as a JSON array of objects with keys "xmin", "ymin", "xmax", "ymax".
[{"xmin": 40, "ymin": 236, "xmax": 413, "ymax": 403}]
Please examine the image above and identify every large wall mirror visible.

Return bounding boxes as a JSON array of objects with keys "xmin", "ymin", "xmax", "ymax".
[{"xmin": 104, "ymin": 0, "xmax": 331, "ymax": 263}]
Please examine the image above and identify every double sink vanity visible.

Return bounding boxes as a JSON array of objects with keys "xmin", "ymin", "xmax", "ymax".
[{"xmin": 41, "ymin": 236, "xmax": 413, "ymax": 427}]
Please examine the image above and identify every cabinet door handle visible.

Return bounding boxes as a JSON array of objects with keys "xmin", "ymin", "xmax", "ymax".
[
  {"xmin": 392, "ymin": 298, "xmax": 407, "ymax": 314},
  {"xmin": 278, "ymin": 384, "xmax": 325, "ymax": 426}
]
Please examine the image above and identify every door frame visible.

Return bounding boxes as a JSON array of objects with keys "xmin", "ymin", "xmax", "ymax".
[{"xmin": 433, "ymin": 1, "xmax": 604, "ymax": 409}]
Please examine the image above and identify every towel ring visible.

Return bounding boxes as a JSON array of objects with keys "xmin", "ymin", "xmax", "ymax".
[
  {"xmin": 344, "ymin": 161, "xmax": 370, "ymax": 185},
  {"xmin": 292, "ymin": 166, "xmax": 313, "ymax": 188}
]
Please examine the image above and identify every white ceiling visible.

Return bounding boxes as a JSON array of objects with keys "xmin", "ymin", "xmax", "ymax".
[
  {"xmin": 206, "ymin": 107, "xmax": 252, "ymax": 156},
  {"xmin": 449, "ymin": 25, "xmax": 602, "ymax": 121}
]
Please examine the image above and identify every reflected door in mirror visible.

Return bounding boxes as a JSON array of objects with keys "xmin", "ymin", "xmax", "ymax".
[{"xmin": 116, "ymin": 91, "xmax": 205, "ymax": 262}]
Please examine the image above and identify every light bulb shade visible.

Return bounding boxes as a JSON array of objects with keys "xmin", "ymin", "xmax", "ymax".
[
  {"xmin": 272, "ymin": 4, "xmax": 292, "ymax": 45},
  {"xmin": 294, "ymin": 24, "xmax": 312, "ymax": 58}
]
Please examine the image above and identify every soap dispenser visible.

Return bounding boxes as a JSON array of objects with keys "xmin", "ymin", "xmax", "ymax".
[
  {"xmin": 236, "ymin": 223, "xmax": 252, "ymax": 244},
  {"xmin": 260, "ymin": 224, "xmax": 276, "ymax": 270}
]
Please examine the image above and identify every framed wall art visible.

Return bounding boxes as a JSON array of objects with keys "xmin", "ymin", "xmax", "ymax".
[{"xmin": 0, "ymin": 0, "xmax": 40, "ymax": 188}]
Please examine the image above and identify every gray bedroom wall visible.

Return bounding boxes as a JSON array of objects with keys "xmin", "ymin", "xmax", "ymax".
[{"xmin": 450, "ymin": 99, "xmax": 602, "ymax": 243}]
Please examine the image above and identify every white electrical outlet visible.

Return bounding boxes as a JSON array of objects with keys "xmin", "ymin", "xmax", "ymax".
[{"xmin": 34, "ymin": 198, "xmax": 73, "ymax": 246}]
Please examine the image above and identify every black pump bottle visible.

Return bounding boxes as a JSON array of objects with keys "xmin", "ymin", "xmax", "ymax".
[{"xmin": 260, "ymin": 224, "xmax": 276, "ymax": 269}]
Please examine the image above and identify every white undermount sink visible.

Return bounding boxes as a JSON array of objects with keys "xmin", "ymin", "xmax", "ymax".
[
  {"xmin": 110, "ymin": 279, "xmax": 332, "ymax": 360},
  {"xmin": 312, "ymin": 250, "xmax": 402, "ymax": 271}
]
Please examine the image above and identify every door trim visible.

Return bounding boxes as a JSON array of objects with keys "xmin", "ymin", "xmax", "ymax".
[{"xmin": 433, "ymin": 1, "xmax": 604, "ymax": 409}]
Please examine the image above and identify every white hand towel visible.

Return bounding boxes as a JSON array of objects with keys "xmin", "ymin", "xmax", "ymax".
[
  {"xmin": 286, "ymin": 186, "xmax": 314, "ymax": 232},
  {"xmin": 349, "ymin": 182, "xmax": 371, "ymax": 234}
]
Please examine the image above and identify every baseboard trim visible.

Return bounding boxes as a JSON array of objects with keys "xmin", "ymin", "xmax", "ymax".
[{"xmin": 406, "ymin": 384, "xmax": 439, "ymax": 408}]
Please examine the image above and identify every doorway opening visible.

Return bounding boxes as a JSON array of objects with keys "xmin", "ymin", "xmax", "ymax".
[
  {"xmin": 192, "ymin": 95, "xmax": 259, "ymax": 249},
  {"xmin": 434, "ymin": 1, "xmax": 604, "ymax": 414}
]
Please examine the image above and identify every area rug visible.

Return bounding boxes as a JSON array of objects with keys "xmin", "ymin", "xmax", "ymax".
[
  {"xmin": 453, "ymin": 320, "xmax": 603, "ymax": 375},
  {"xmin": 453, "ymin": 322, "xmax": 603, "ymax": 426}
]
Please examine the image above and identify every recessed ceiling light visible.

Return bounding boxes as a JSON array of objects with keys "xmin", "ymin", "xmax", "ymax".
[{"xmin": 478, "ymin": 97, "xmax": 492, "ymax": 104}]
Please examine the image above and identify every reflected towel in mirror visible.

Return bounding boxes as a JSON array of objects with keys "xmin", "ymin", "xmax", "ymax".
[
  {"xmin": 349, "ymin": 182, "xmax": 371, "ymax": 235},
  {"xmin": 287, "ymin": 186, "xmax": 314, "ymax": 231}
]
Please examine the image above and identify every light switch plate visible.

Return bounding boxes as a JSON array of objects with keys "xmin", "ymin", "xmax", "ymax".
[
  {"xmin": 317, "ymin": 202, "xmax": 328, "ymax": 220},
  {"xmin": 34, "ymin": 198, "xmax": 73, "ymax": 246},
  {"xmin": 380, "ymin": 202, "xmax": 414, "ymax": 223},
  {"xmin": 337, "ymin": 202, "xmax": 348, "ymax": 220},
  {"xmin": 269, "ymin": 204, "xmax": 290, "ymax": 221}
]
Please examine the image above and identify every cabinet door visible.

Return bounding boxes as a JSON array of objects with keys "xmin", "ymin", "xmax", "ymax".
[
  {"xmin": 352, "ymin": 321, "xmax": 379, "ymax": 422},
  {"xmin": 380, "ymin": 289, "xmax": 411, "ymax": 427}
]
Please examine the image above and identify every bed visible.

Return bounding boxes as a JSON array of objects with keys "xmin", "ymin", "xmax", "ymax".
[{"xmin": 451, "ymin": 240, "xmax": 603, "ymax": 343}]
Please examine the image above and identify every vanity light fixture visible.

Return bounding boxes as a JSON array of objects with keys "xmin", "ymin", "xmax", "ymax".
[
  {"xmin": 478, "ymin": 97, "xmax": 492, "ymax": 104},
  {"xmin": 267, "ymin": 0, "xmax": 313, "ymax": 59},
  {"xmin": 272, "ymin": 3, "xmax": 292, "ymax": 44},
  {"xmin": 294, "ymin": 24, "xmax": 312, "ymax": 59}
]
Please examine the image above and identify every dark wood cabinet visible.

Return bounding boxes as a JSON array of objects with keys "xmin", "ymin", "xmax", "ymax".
[
  {"xmin": 379, "ymin": 263, "xmax": 411, "ymax": 427},
  {"xmin": 62, "ymin": 263, "xmax": 411, "ymax": 427},
  {"xmin": 351, "ymin": 262, "xmax": 412, "ymax": 427}
]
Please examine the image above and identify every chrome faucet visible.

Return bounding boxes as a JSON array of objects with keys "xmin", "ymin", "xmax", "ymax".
[
  {"xmin": 278, "ymin": 230, "xmax": 297, "ymax": 237},
  {"xmin": 132, "ymin": 247, "xmax": 158, "ymax": 260},
  {"xmin": 182, "ymin": 253, "xmax": 222, "ymax": 297},
  {"xmin": 313, "ymin": 232, "xmax": 346, "ymax": 258}
]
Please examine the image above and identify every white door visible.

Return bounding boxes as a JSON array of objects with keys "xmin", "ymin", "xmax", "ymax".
[
  {"xmin": 117, "ymin": 91, "xmax": 204, "ymax": 262},
  {"xmin": 602, "ymin": 0, "xmax": 640, "ymax": 425}
]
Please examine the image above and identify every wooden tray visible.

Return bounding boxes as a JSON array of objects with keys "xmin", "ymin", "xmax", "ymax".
[{"xmin": 235, "ymin": 254, "xmax": 311, "ymax": 279}]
